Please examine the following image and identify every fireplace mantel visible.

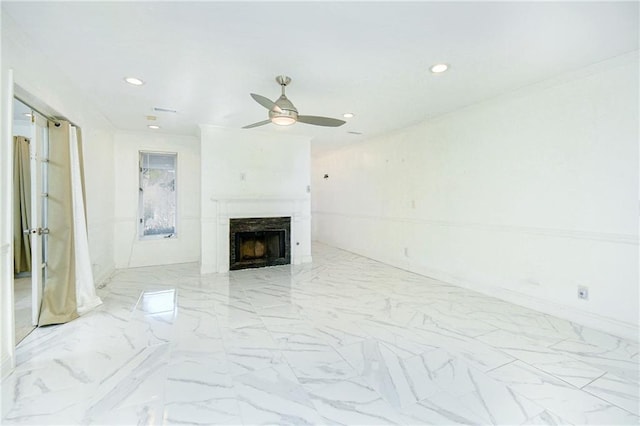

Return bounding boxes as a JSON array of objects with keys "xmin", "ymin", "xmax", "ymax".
[{"xmin": 201, "ymin": 196, "xmax": 312, "ymax": 273}]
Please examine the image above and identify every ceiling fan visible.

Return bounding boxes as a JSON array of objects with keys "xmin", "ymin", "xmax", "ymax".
[{"xmin": 243, "ymin": 75, "xmax": 346, "ymax": 129}]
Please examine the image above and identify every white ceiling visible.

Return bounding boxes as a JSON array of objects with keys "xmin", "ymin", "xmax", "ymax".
[{"xmin": 2, "ymin": 1, "xmax": 638, "ymax": 152}]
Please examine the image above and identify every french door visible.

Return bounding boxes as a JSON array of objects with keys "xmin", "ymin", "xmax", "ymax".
[{"xmin": 28, "ymin": 113, "xmax": 49, "ymax": 325}]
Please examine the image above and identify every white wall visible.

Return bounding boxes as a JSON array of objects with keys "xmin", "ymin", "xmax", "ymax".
[
  {"xmin": 200, "ymin": 125, "xmax": 312, "ymax": 273},
  {"xmin": 113, "ymin": 131, "xmax": 201, "ymax": 268},
  {"xmin": 312, "ymin": 54, "xmax": 639, "ymax": 340},
  {"xmin": 83, "ymin": 128, "xmax": 115, "ymax": 283}
]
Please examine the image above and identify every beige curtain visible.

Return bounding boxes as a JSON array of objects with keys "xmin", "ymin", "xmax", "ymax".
[
  {"xmin": 13, "ymin": 136, "xmax": 31, "ymax": 274},
  {"xmin": 39, "ymin": 121, "xmax": 78, "ymax": 326}
]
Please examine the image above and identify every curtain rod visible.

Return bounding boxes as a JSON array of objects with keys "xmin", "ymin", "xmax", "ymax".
[{"xmin": 14, "ymin": 95, "xmax": 80, "ymax": 128}]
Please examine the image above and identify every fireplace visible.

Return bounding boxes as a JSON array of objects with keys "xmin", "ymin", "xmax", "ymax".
[{"xmin": 229, "ymin": 217, "xmax": 291, "ymax": 270}]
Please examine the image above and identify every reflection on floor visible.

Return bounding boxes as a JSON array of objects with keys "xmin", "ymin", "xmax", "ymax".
[
  {"xmin": 2, "ymin": 243, "xmax": 638, "ymax": 425},
  {"xmin": 13, "ymin": 277, "xmax": 33, "ymax": 344}
]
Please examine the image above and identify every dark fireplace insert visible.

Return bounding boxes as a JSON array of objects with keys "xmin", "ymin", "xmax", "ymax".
[{"xmin": 229, "ymin": 217, "xmax": 291, "ymax": 270}]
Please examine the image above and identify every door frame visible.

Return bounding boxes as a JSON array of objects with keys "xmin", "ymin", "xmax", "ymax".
[
  {"xmin": 1, "ymin": 69, "xmax": 16, "ymax": 378},
  {"xmin": 29, "ymin": 112, "xmax": 48, "ymax": 325}
]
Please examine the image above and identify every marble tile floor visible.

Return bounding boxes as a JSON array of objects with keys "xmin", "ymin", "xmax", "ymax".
[{"xmin": 2, "ymin": 243, "xmax": 638, "ymax": 425}]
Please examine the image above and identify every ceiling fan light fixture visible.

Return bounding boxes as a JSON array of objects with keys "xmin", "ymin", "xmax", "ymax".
[
  {"xmin": 271, "ymin": 115, "xmax": 296, "ymax": 126},
  {"xmin": 269, "ymin": 106, "xmax": 298, "ymax": 126}
]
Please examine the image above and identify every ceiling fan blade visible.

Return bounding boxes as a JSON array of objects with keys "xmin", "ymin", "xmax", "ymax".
[
  {"xmin": 250, "ymin": 93, "xmax": 282, "ymax": 112},
  {"xmin": 242, "ymin": 119, "xmax": 271, "ymax": 129},
  {"xmin": 297, "ymin": 115, "xmax": 346, "ymax": 127}
]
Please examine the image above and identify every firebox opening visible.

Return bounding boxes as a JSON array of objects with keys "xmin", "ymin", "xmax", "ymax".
[
  {"xmin": 236, "ymin": 231, "xmax": 285, "ymax": 262},
  {"xmin": 229, "ymin": 217, "xmax": 291, "ymax": 270}
]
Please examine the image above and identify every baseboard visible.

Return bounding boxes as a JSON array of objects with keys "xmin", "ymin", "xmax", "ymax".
[
  {"xmin": 94, "ymin": 264, "xmax": 115, "ymax": 287},
  {"xmin": 200, "ymin": 263, "xmax": 217, "ymax": 274},
  {"xmin": 315, "ymin": 240, "xmax": 639, "ymax": 342},
  {"xmin": 409, "ymin": 263, "xmax": 640, "ymax": 342},
  {"xmin": 0, "ymin": 353, "xmax": 12, "ymax": 419},
  {"xmin": 1, "ymin": 353, "xmax": 14, "ymax": 381}
]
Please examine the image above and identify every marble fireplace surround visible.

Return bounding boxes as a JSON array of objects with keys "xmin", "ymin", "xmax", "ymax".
[{"xmin": 201, "ymin": 197, "xmax": 312, "ymax": 274}]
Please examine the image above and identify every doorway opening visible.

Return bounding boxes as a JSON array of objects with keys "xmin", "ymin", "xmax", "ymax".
[{"xmin": 12, "ymin": 97, "xmax": 49, "ymax": 344}]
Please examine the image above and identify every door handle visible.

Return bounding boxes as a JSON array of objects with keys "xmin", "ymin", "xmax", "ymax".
[{"xmin": 24, "ymin": 228, "xmax": 49, "ymax": 235}]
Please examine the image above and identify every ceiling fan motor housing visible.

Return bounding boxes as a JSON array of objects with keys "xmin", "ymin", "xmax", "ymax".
[{"xmin": 270, "ymin": 92, "xmax": 298, "ymax": 124}]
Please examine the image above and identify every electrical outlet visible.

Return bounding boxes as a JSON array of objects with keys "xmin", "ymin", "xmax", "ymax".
[{"xmin": 578, "ymin": 285, "xmax": 589, "ymax": 300}]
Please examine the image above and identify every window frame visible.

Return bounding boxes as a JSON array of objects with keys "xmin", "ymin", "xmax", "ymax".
[{"xmin": 138, "ymin": 150, "xmax": 178, "ymax": 240}]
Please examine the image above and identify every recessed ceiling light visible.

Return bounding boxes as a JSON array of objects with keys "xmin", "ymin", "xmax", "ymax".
[
  {"xmin": 23, "ymin": 113, "xmax": 32, "ymax": 118},
  {"xmin": 148, "ymin": 125, "xmax": 160, "ymax": 129},
  {"xmin": 343, "ymin": 113, "xmax": 355, "ymax": 118},
  {"xmin": 430, "ymin": 63, "xmax": 449, "ymax": 73},
  {"xmin": 124, "ymin": 77, "xmax": 145, "ymax": 86}
]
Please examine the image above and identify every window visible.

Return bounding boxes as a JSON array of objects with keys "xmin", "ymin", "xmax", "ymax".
[{"xmin": 139, "ymin": 151, "xmax": 177, "ymax": 239}]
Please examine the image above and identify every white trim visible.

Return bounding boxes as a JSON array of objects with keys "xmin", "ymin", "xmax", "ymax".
[
  {"xmin": 138, "ymin": 151, "xmax": 178, "ymax": 240},
  {"xmin": 312, "ymin": 211, "xmax": 638, "ymax": 246},
  {"xmin": 209, "ymin": 195, "xmax": 310, "ymax": 202},
  {"xmin": 410, "ymin": 263, "xmax": 640, "ymax": 342},
  {"xmin": 200, "ymin": 263, "xmax": 217, "ymax": 275},
  {"xmin": 1, "ymin": 353, "xmax": 13, "ymax": 381},
  {"xmin": 93, "ymin": 265, "xmax": 115, "ymax": 287},
  {"xmin": 1, "ymin": 69, "xmax": 16, "ymax": 382},
  {"xmin": 316, "ymin": 240, "xmax": 639, "ymax": 342}
]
